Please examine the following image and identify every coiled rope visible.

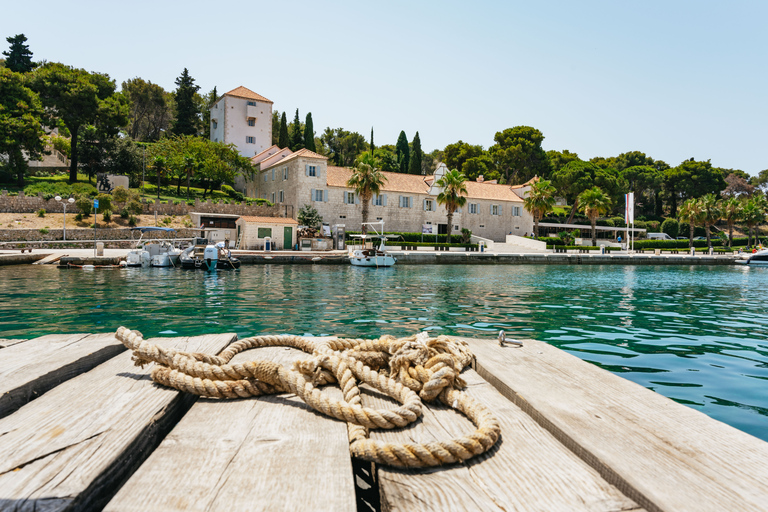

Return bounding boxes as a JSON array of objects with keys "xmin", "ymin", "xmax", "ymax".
[{"xmin": 115, "ymin": 326, "xmax": 500, "ymax": 468}]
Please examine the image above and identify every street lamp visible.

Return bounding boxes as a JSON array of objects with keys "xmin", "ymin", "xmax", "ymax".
[{"xmin": 55, "ymin": 196, "xmax": 75, "ymax": 241}]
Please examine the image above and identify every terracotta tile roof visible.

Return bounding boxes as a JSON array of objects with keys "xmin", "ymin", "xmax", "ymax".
[
  {"xmin": 261, "ymin": 148, "xmax": 328, "ymax": 169},
  {"xmin": 239, "ymin": 216, "xmax": 298, "ymax": 224},
  {"xmin": 463, "ymin": 181, "xmax": 524, "ymax": 202},
  {"xmin": 254, "ymin": 147, "xmax": 291, "ymax": 167},
  {"xmin": 223, "ymin": 86, "xmax": 273, "ymax": 104},
  {"xmin": 326, "ymin": 167, "xmax": 522, "ymax": 202}
]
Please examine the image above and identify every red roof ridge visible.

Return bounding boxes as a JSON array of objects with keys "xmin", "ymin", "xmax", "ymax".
[{"xmin": 222, "ymin": 86, "xmax": 273, "ymax": 104}]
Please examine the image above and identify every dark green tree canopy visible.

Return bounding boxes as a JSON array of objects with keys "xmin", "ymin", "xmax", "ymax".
[
  {"xmin": 0, "ymin": 67, "xmax": 45, "ymax": 186},
  {"xmin": 30, "ymin": 63, "xmax": 127, "ymax": 181},
  {"xmin": 3, "ymin": 34, "xmax": 34, "ymax": 73},
  {"xmin": 172, "ymin": 68, "xmax": 200, "ymax": 136},
  {"xmin": 442, "ymin": 140, "xmax": 485, "ymax": 176},
  {"xmin": 320, "ymin": 127, "xmax": 368, "ymax": 166},
  {"xmin": 546, "ymin": 149, "xmax": 580, "ymax": 175},
  {"xmin": 395, "ymin": 130, "xmax": 409, "ymax": 173},
  {"xmin": 489, "ymin": 126, "xmax": 549, "ymax": 184},
  {"xmin": 409, "ymin": 131, "xmax": 423, "ymax": 175},
  {"xmin": 278, "ymin": 112, "xmax": 289, "ymax": 148},
  {"xmin": 122, "ymin": 78, "xmax": 172, "ymax": 141},
  {"xmin": 304, "ymin": 112, "xmax": 316, "ymax": 152},
  {"xmin": 289, "ymin": 109, "xmax": 303, "ymax": 151}
]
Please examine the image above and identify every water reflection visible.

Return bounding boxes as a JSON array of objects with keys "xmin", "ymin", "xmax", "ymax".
[{"xmin": 1, "ymin": 264, "xmax": 768, "ymax": 441}]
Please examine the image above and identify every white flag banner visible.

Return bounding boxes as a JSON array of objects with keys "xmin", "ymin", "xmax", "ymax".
[{"xmin": 625, "ymin": 192, "xmax": 635, "ymax": 225}]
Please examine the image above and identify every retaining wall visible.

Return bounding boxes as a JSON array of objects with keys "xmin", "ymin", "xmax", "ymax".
[
  {"xmin": 0, "ymin": 190, "xmax": 285, "ymax": 217},
  {"xmin": 0, "ymin": 228, "xmax": 199, "ymax": 248}
]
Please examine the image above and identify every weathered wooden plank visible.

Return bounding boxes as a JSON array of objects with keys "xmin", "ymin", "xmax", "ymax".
[
  {"xmin": 0, "ymin": 333, "xmax": 236, "ymax": 512},
  {"xmin": 465, "ymin": 336, "xmax": 768, "ymax": 512},
  {"xmin": 0, "ymin": 333, "xmax": 125, "ymax": 418},
  {"xmin": 0, "ymin": 338, "xmax": 26, "ymax": 348},
  {"xmin": 368, "ymin": 368, "xmax": 642, "ymax": 512},
  {"xmin": 105, "ymin": 343, "xmax": 356, "ymax": 512}
]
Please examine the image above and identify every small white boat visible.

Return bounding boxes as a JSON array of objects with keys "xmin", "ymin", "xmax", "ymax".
[
  {"xmin": 125, "ymin": 227, "xmax": 180, "ymax": 268},
  {"xmin": 349, "ymin": 222, "xmax": 397, "ymax": 267},
  {"xmin": 745, "ymin": 248, "xmax": 768, "ymax": 266}
]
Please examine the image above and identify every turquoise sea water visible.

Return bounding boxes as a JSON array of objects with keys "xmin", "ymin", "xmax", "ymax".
[{"xmin": 1, "ymin": 263, "xmax": 767, "ymax": 442}]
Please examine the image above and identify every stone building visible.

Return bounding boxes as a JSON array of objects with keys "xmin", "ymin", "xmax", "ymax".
[
  {"xmin": 250, "ymin": 147, "xmax": 534, "ymax": 242},
  {"xmin": 210, "ymin": 86, "xmax": 273, "ymax": 159}
]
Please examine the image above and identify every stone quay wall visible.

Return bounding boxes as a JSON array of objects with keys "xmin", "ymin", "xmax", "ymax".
[
  {"xmin": 0, "ymin": 228, "xmax": 200, "ymax": 248},
  {"xmin": 0, "ymin": 190, "xmax": 286, "ymax": 218}
]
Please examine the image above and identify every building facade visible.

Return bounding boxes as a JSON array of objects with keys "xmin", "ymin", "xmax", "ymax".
[
  {"xmin": 252, "ymin": 148, "xmax": 534, "ymax": 242},
  {"xmin": 210, "ymin": 86, "xmax": 273, "ymax": 158}
]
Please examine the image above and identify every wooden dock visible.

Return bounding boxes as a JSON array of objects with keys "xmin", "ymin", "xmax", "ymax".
[{"xmin": 1, "ymin": 331, "xmax": 767, "ymax": 511}]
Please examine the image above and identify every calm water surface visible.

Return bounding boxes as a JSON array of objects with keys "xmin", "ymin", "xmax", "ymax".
[{"xmin": 1, "ymin": 263, "xmax": 767, "ymax": 441}]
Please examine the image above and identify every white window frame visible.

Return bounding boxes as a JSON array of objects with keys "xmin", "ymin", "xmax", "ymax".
[
  {"xmin": 247, "ymin": 101, "xmax": 257, "ymax": 106},
  {"xmin": 311, "ymin": 189, "xmax": 327, "ymax": 202},
  {"xmin": 246, "ymin": 136, "xmax": 255, "ymax": 144},
  {"xmin": 373, "ymin": 194, "xmax": 387, "ymax": 206},
  {"xmin": 491, "ymin": 204, "xmax": 500, "ymax": 216},
  {"xmin": 469, "ymin": 203, "xmax": 478, "ymax": 214},
  {"xmin": 306, "ymin": 165, "xmax": 317, "ymax": 177},
  {"xmin": 399, "ymin": 196, "xmax": 412, "ymax": 208},
  {"xmin": 424, "ymin": 199, "xmax": 434, "ymax": 212},
  {"xmin": 247, "ymin": 118, "xmax": 255, "ymax": 127},
  {"xmin": 513, "ymin": 205, "xmax": 521, "ymax": 216},
  {"xmin": 345, "ymin": 191, "xmax": 355, "ymax": 204}
]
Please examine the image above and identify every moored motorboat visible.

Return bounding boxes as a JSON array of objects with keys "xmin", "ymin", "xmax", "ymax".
[
  {"xmin": 745, "ymin": 248, "xmax": 768, "ymax": 266},
  {"xmin": 349, "ymin": 221, "xmax": 397, "ymax": 267},
  {"xmin": 125, "ymin": 227, "xmax": 179, "ymax": 268},
  {"xmin": 180, "ymin": 239, "xmax": 240, "ymax": 270}
]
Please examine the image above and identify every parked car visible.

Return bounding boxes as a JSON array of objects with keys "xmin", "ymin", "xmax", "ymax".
[
  {"xmin": 676, "ymin": 236, "xmax": 688, "ymax": 240},
  {"xmin": 693, "ymin": 236, "xmax": 707, "ymax": 241},
  {"xmin": 647, "ymin": 232, "xmax": 674, "ymax": 240}
]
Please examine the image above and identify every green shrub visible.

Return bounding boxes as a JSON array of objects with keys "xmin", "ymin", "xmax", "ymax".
[
  {"xmin": 609, "ymin": 216, "xmax": 626, "ymax": 228},
  {"xmin": 75, "ymin": 196, "xmax": 92, "ymax": 216},
  {"xmin": 112, "ymin": 185, "xmax": 129, "ymax": 203},
  {"xmin": 661, "ymin": 218, "xmax": 679, "ymax": 238},
  {"xmin": 96, "ymin": 193, "xmax": 112, "ymax": 213},
  {"xmin": 75, "ymin": 213, "xmax": 83, "ymax": 222},
  {"xmin": 221, "ymin": 185, "xmax": 244, "ymax": 201},
  {"xmin": 126, "ymin": 199, "xmax": 143, "ymax": 216},
  {"xmin": 36, "ymin": 209, "xmax": 46, "ymax": 218},
  {"xmin": 102, "ymin": 209, "xmax": 112, "ymax": 222},
  {"xmin": 128, "ymin": 215, "xmax": 138, "ymax": 227},
  {"xmin": 70, "ymin": 183, "xmax": 98, "ymax": 197},
  {"xmin": 119, "ymin": 208, "xmax": 129, "ymax": 219},
  {"xmin": 39, "ymin": 227, "xmax": 49, "ymax": 234}
]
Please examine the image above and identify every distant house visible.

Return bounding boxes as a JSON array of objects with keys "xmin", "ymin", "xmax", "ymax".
[
  {"xmin": 210, "ymin": 86, "xmax": 273, "ymax": 158},
  {"xmin": 236, "ymin": 216, "xmax": 298, "ymax": 250},
  {"xmin": 249, "ymin": 147, "xmax": 534, "ymax": 242}
]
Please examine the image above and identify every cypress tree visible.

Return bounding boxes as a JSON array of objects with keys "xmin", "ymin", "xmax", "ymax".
[
  {"xmin": 395, "ymin": 130, "xmax": 409, "ymax": 174},
  {"xmin": 278, "ymin": 112, "xmax": 289, "ymax": 148},
  {"xmin": 289, "ymin": 108, "xmax": 303, "ymax": 151},
  {"xmin": 304, "ymin": 112, "xmax": 316, "ymax": 152},
  {"xmin": 172, "ymin": 68, "xmax": 200, "ymax": 136},
  {"xmin": 370, "ymin": 127, "xmax": 375, "ymax": 153},
  {"xmin": 409, "ymin": 131, "xmax": 423, "ymax": 174},
  {"xmin": 3, "ymin": 34, "xmax": 34, "ymax": 73}
]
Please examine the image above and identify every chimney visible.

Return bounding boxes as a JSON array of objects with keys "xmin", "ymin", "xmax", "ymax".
[{"xmin": 477, "ymin": 175, "xmax": 484, "ymax": 183}]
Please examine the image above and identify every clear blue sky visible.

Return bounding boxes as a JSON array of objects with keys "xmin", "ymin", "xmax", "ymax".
[{"xmin": 3, "ymin": 0, "xmax": 766, "ymax": 175}]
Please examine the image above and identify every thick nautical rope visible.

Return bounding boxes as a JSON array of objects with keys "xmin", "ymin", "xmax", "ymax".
[{"xmin": 115, "ymin": 326, "xmax": 500, "ymax": 468}]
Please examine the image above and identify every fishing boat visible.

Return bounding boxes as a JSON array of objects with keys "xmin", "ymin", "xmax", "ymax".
[
  {"xmin": 745, "ymin": 248, "xmax": 768, "ymax": 266},
  {"xmin": 348, "ymin": 221, "xmax": 397, "ymax": 267},
  {"xmin": 179, "ymin": 238, "xmax": 240, "ymax": 271},
  {"xmin": 124, "ymin": 227, "xmax": 181, "ymax": 268}
]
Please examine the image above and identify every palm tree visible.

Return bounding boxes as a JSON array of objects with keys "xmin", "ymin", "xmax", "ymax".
[
  {"xmin": 346, "ymin": 152, "xmax": 386, "ymax": 235},
  {"xmin": 523, "ymin": 178, "xmax": 556, "ymax": 239},
  {"xmin": 183, "ymin": 155, "xmax": 197, "ymax": 198},
  {"xmin": 577, "ymin": 186, "xmax": 611, "ymax": 247},
  {"xmin": 152, "ymin": 156, "xmax": 167, "ymax": 200},
  {"xmin": 699, "ymin": 194, "xmax": 721, "ymax": 249},
  {"xmin": 435, "ymin": 169, "xmax": 468, "ymax": 243},
  {"xmin": 720, "ymin": 197, "xmax": 743, "ymax": 248},
  {"xmin": 742, "ymin": 198, "xmax": 767, "ymax": 248},
  {"xmin": 677, "ymin": 198, "xmax": 703, "ymax": 249}
]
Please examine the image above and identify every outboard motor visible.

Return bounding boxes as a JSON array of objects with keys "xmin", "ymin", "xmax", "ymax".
[{"xmin": 203, "ymin": 245, "xmax": 218, "ymax": 271}]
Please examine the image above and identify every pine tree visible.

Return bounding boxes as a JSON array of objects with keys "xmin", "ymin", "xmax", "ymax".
[
  {"xmin": 395, "ymin": 130, "xmax": 409, "ymax": 174},
  {"xmin": 409, "ymin": 131, "xmax": 423, "ymax": 174},
  {"xmin": 278, "ymin": 112, "xmax": 289, "ymax": 148},
  {"xmin": 172, "ymin": 68, "xmax": 200, "ymax": 136},
  {"xmin": 304, "ymin": 112, "xmax": 316, "ymax": 152},
  {"xmin": 289, "ymin": 109, "xmax": 303, "ymax": 151},
  {"xmin": 3, "ymin": 34, "xmax": 34, "ymax": 73}
]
